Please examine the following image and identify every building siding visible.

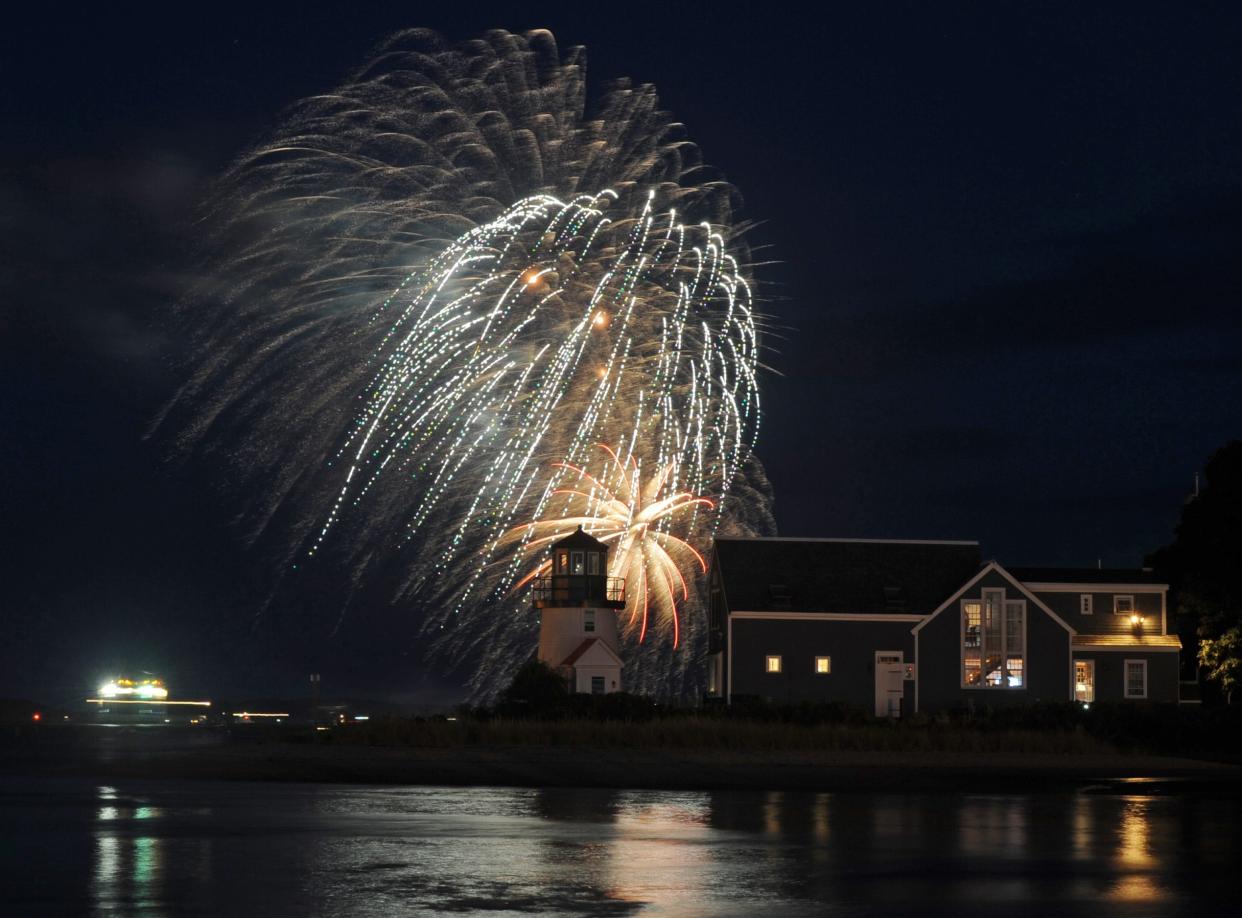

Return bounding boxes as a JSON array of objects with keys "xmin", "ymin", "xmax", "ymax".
[
  {"xmin": 917, "ymin": 570, "xmax": 1072, "ymax": 712},
  {"xmin": 1073, "ymin": 651, "xmax": 1179, "ymax": 703},
  {"xmin": 730, "ymin": 618, "xmax": 916, "ymax": 709},
  {"xmin": 1030, "ymin": 590, "xmax": 1164, "ymax": 637}
]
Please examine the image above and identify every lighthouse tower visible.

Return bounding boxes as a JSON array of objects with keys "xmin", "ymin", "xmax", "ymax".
[{"xmin": 533, "ymin": 526, "xmax": 626, "ymax": 694}]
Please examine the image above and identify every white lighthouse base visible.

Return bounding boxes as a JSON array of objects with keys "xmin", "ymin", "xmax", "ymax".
[{"xmin": 538, "ymin": 605, "xmax": 624, "ymax": 694}]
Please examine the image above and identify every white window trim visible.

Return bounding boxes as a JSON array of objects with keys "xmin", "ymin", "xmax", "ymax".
[
  {"xmin": 961, "ymin": 590, "xmax": 1027, "ymax": 690},
  {"xmin": 961, "ymin": 597, "xmax": 980, "ymax": 688},
  {"xmin": 1080, "ymin": 594, "xmax": 1093, "ymax": 615},
  {"xmin": 765, "ymin": 655, "xmax": 782, "ymax": 674},
  {"xmin": 1114, "ymin": 595, "xmax": 1135, "ymax": 615},
  {"xmin": 1074, "ymin": 659, "xmax": 1095, "ymax": 703},
  {"xmin": 815, "ymin": 656, "xmax": 831, "ymax": 674},
  {"xmin": 1124, "ymin": 659, "xmax": 1148, "ymax": 699}
]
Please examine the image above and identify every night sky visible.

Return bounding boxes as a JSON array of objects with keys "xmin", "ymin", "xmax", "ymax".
[{"xmin": 4, "ymin": 5, "xmax": 1241, "ymax": 703}]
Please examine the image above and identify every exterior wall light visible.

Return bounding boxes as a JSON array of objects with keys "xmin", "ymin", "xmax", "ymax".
[{"xmin": 1130, "ymin": 614, "xmax": 1144, "ymax": 628}]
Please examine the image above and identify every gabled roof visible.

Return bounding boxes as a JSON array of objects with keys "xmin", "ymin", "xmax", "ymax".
[
  {"xmin": 1010, "ymin": 567, "xmax": 1166, "ymax": 586},
  {"xmin": 560, "ymin": 638, "xmax": 624, "ymax": 668},
  {"xmin": 911, "ymin": 561, "xmax": 1076, "ymax": 635},
  {"xmin": 713, "ymin": 537, "xmax": 982, "ymax": 614}
]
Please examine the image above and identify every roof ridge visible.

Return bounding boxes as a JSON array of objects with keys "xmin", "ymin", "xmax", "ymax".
[
  {"xmin": 715, "ymin": 536, "xmax": 980, "ymax": 546},
  {"xmin": 559, "ymin": 637, "xmax": 599, "ymax": 667}
]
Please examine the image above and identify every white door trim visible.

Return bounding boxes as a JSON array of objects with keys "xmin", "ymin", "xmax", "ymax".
[{"xmin": 874, "ymin": 650, "xmax": 904, "ymax": 718}]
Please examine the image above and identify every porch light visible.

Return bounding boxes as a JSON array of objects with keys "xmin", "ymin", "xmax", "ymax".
[{"xmin": 1130, "ymin": 613, "xmax": 1143, "ymax": 628}]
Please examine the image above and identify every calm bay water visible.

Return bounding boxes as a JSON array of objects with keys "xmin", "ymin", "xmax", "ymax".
[{"xmin": 2, "ymin": 778, "xmax": 1239, "ymax": 916}]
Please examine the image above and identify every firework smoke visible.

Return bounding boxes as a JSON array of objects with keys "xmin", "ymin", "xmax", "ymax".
[{"xmin": 161, "ymin": 29, "xmax": 775, "ymax": 699}]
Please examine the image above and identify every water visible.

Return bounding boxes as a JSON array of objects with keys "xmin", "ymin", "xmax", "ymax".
[{"xmin": 2, "ymin": 779, "xmax": 1239, "ymax": 915}]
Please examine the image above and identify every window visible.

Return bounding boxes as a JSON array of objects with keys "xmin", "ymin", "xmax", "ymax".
[
  {"xmin": 591, "ymin": 676, "xmax": 605, "ymax": 695},
  {"xmin": 883, "ymin": 586, "xmax": 906, "ymax": 612},
  {"xmin": 1080, "ymin": 594, "xmax": 1093, "ymax": 616},
  {"xmin": 962, "ymin": 600, "xmax": 982, "ymax": 685},
  {"xmin": 570, "ymin": 551, "xmax": 584, "ymax": 575},
  {"xmin": 1075, "ymin": 660, "xmax": 1095, "ymax": 703},
  {"xmin": 587, "ymin": 552, "xmax": 600, "ymax": 575},
  {"xmin": 962, "ymin": 591, "xmax": 1025, "ymax": 689},
  {"xmin": 1005, "ymin": 657, "xmax": 1024, "ymax": 688},
  {"xmin": 765, "ymin": 655, "xmax": 782, "ymax": 674},
  {"xmin": 1125, "ymin": 660, "xmax": 1147, "ymax": 699},
  {"xmin": 1114, "ymin": 595, "xmax": 1135, "ymax": 615},
  {"xmin": 815, "ymin": 656, "xmax": 831, "ymax": 674},
  {"xmin": 583, "ymin": 610, "xmax": 595, "ymax": 633},
  {"xmin": 556, "ymin": 551, "xmax": 569, "ymax": 573},
  {"xmin": 1005, "ymin": 601, "xmax": 1025, "ymax": 687}
]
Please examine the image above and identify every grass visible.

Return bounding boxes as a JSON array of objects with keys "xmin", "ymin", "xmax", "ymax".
[{"xmin": 324, "ymin": 716, "xmax": 1117, "ymax": 756}]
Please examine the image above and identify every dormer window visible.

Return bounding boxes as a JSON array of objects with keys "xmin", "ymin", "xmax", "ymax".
[{"xmin": 768, "ymin": 584, "xmax": 793, "ymax": 610}]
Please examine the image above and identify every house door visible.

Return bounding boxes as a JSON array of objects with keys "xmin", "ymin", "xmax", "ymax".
[
  {"xmin": 1075, "ymin": 660, "xmax": 1095, "ymax": 703},
  {"xmin": 875, "ymin": 651, "xmax": 905, "ymax": 718}
]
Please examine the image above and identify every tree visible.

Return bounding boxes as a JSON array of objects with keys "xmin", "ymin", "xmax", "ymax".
[
  {"xmin": 1199, "ymin": 628, "xmax": 1242, "ymax": 705},
  {"xmin": 1149, "ymin": 441, "xmax": 1242, "ymax": 702},
  {"xmin": 498, "ymin": 659, "xmax": 569, "ymax": 714}
]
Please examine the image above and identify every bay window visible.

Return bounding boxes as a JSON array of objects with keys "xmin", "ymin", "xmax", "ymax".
[{"xmin": 963, "ymin": 590, "xmax": 1026, "ymax": 688}]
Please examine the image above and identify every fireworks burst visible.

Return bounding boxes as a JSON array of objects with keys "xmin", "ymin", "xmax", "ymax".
[
  {"xmin": 160, "ymin": 29, "xmax": 775, "ymax": 698},
  {"xmin": 504, "ymin": 445, "xmax": 716, "ymax": 649}
]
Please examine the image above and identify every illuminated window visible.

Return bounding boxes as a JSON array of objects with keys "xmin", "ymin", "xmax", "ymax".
[
  {"xmin": 1005, "ymin": 657, "xmax": 1023, "ymax": 688},
  {"xmin": 1124, "ymin": 660, "xmax": 1147, "ymax": 699},
  {"xmin": 1114, "ymin": 595, "xmax": 1135, "ymax": 615},
  {"xmin": 765, "ymin": 655, "xmax": 782, "ymax": 674},
  {"xmin": 583, "ymin": 610, "xmax": 595, "ymax": 633},
  {"xmin": 1080, "ymin": 594, "xmax": 1093, "ymax": 615},
  {"xmin": 815, "ymin": 656, "xmax": 831, "ymax": 674},
  {"xmin": 1075, "ymin": 660, "xmax": 1095, "ymax": 703},
  {"xmin": 962, "ymin": 592, "xmax": 1025, "ymax": 689},
  {"xmin": 1005, "ymin": 601, "xmax": 1025, "ymax": 687},
  {"xmin": 962, "ymin": 600, "xmax": 982, "ymax": 685},
  {"xmin": 557, "ymin": 552, "xmax": 569, "ymax": 573}
]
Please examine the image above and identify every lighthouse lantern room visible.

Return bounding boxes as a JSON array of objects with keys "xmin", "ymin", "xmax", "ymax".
[{"xmin": 533, "ymin": 526, "xmax": 626, "ymax": 694}]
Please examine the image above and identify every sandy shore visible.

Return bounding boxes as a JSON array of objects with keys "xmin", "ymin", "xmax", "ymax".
[{"xmin": 4, "ymin": 726, "xmax": 1240, "ymax": 792}]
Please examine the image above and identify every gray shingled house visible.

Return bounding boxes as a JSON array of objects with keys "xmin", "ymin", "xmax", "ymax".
[{"xmin": 707, "ymin": 538, "xmax": 1180, "ymax": 714}]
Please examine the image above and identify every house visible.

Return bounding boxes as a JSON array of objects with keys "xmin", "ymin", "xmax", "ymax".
[
  {"xmin": 534, "ymin": 527, "xmax": 627, "ymax": 694},
  {"xmin": 707, "ymin": 537, "xmax": 1179, "ymax": 714}
]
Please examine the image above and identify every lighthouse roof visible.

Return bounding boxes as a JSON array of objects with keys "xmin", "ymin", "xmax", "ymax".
[
  {"xmin": 560, "ymin": 637, "xmax": 624, "ymax": 668},
  {"xmin": 549, "ymin": 525, "xmax": 608, "ymax": 553}
]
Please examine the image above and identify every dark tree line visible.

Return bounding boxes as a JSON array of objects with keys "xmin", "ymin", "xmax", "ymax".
[{"xmin": 1149, "ymin": 441, "xmax": 1242, "ymax": 703}]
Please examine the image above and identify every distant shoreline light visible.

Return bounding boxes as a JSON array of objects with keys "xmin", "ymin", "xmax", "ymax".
[{"xmin": 98, "ymin": 678, "xmax": 168, "ymax": 700}]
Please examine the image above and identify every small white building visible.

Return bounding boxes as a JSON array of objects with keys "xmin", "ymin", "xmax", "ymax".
[{"xmin": 534, "ymin": 527, "xmax": 626, "ymax": 694}]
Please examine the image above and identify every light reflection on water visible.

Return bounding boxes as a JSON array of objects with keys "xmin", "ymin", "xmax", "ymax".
[{"xmin": 0, "ymin": 780, "xmax": 1239, "ymax": 915}]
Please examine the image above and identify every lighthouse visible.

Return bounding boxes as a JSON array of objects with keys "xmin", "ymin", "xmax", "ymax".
[{"xmin": 533, "ymin": 526, "xmax": 626, "ymax": 694}]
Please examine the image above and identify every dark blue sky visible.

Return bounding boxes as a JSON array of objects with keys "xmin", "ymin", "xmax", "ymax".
[{"xmin": 3, "ymin": 4, "xmax": 1240, "ymax": 702}]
